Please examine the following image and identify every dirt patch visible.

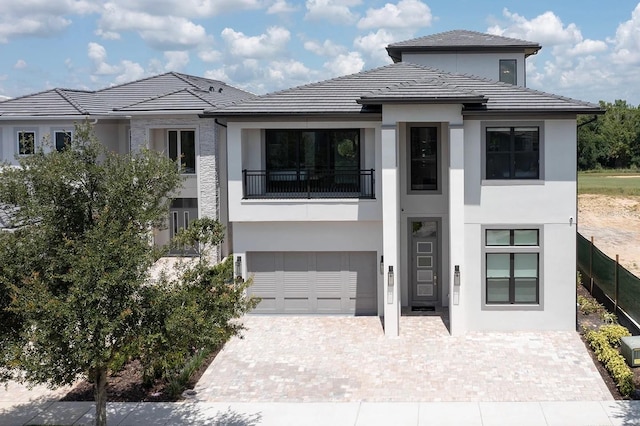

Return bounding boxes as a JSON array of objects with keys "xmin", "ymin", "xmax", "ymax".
[
  {"xmin": 60, "ymin": 349, "xmax": 219, "ymax": 402},
  {"xmin": 578, "ymin": 194, "xmax": 640, "ymax": 276}
]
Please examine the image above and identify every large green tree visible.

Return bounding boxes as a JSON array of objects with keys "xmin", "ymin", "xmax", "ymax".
[{"xmin": 0, "ymin": 122, "xmax": 183, "ymax": 425}]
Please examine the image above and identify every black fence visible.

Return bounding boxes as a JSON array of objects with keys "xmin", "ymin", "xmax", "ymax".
[
  {"xmin": 242, "ymin": 169, "xmax": 375, "ymax": 199},
  {"xmin": 577, "ymin": 232, "xmax": 640, "ymax": 333}
]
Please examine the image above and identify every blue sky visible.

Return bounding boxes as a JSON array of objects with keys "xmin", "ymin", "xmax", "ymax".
[{"xmin": 2, "ymin": 0, "xmax": 640, "ymax": 104}]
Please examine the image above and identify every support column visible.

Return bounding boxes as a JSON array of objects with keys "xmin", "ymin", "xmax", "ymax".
[
  {"xmin": 448, "ymin": 124, "xmax": 466, "ymax": 335},
  {"xmin": 381, "ymin": 123, "xmax": 400, "ymax": 337}
]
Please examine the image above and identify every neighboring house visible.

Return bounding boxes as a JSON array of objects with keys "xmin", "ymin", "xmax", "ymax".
[
  {"xmin": 209, "ymin": 30, "xmax": 603, "ymax": 336},
  {"xmin": 0, "ymin": 73, "xmax": 253, "ymax": 258}
]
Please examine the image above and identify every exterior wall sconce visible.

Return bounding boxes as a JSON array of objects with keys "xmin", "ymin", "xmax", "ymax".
[
  {"xmin": 387, "ymin": 265, "xmax": 394, "ymax": 304},
  {"xmin": 235, "ymin": 256, "xmax": 243, "ymax": 281},
  {"xmin": 453, "ymin": 264, "xmax": 460, "ymax": 305},
  {"xmin": 379, "ymin": 255, "xmax": 384, "ymax": 275}
]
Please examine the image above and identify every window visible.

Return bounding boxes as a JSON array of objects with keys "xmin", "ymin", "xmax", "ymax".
[
  {"xmin": 168, "ymin": 130, "xmax": 196, "ymax": 174},
  {"xmin": 266, "ymin": 129, "xmax": 360, "ymax": 172},
  {"xmin": 499, "ymin": 59, "xmax": 517, "ymax": 85},
  {"xmin": 17, "ymin": 131, "xmax": 35, "ymax": 155},
  {"xmin": 54, "ymin": 130, "xmax": 72, "ymax": 152},
  {"xmin": 484, "ymin": 228, "xmax": 540, "ymax": 305},
  {"xmin": 409, "ymin": 127, "xmax": 438, "ymax": 191},
  {"xmin": 486, "ymin": 127, "xmax": 539, "ymax": 180}
]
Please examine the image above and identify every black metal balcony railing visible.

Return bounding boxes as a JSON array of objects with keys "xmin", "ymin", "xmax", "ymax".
[{"xmin": 242, "ymin": 169, "xmax": 375, "ymax": 199}]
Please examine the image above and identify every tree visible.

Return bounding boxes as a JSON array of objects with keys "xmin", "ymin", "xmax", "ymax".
[{"xmin": 0, "ymin": 121, "xmax": 182, "ymax": 425}]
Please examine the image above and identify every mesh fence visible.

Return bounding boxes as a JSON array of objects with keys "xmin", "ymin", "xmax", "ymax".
[{"xmin": 578, "ymin": 232, "xmax": 640, "ymax": 324}]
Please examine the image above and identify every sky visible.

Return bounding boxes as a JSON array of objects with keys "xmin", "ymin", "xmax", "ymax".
[{"xmin": 2, "ymin": 0, "xmax": 640, "ymax": 105}]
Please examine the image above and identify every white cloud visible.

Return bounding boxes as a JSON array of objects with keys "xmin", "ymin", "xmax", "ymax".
[
  {"xmin": 354, "ymin": 29, "xmax": 397, "ymax": 65},
  {"xmin": 221, "ymin": 26, "xmax": 290, "ymax": 59},
  {"xmin": 488, "ymin": 9, "xmax": 582, "ymax": 46},
  {"xmin": 357, "ymin": 0, "xmax": 432, "ymax": 30},
  {"xmin": 0, "ymin": 1, "xmax": 99, "ymax": 43},
  {"xmin": 164, "ymin": 51, "xmax": 190, "ymax": 71},
  {"xmin": 304, "ymin": 39, "xmax": 346, "ymax": 56},
  {"xmin": 13, "ymin": 59, "xmax": 27, "ymax": 69},
  {"xmin": 97, "ymin": 3, "xmax": 209, "ymax": 50},
  {"xmin": 87, "ymin": 41, "xmax": 146, "ymax": 87},
  {"xmin": 198, "ymin": 49, "xmax": 222, "ymax": 63},
  {"xmin": 610, "ymin": 3, "xmax": 640, "ymax": 65},
  {"xmin": 305, "ymin": 0, "xmax": 361, "ymax": 25},
  {"xmin": 324, "ymin": 51, "xmax": 365, "ymax": 76},
  {"xmin": 566, "ymin": 39, "xmax": 608, "ymax": 56},
  {"xmin": 113, "ymin": 60, "xmax": 145, "ymax": 85},
  {"xmin": 88, "ymin": 42, "xmax": 119, "ymax": 75},
  {"xmin": 267, "ymin": 59, "xmax": 313, "ymax": 83},
  {"xmin": 267, "ymin": 0, "xmax": 298, "ymax": 14},
  {"xmin": 112, "ymin": 0, "xmax": 262, "ymax": 17}
]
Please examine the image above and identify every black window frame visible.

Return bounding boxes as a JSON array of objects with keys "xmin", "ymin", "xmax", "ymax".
[
  {"xmin": 168, "ymin": 129, "xmax": 196, "ymax": 175},
  {"xmin": 17, "ymin": 130, "xmax": 36, "ymax": 156},
  {"xmin": 484, "ymin": 228, "xmax": 541, "ymax": 306},
  {"xmin": 54, "ymin": 130, "xmax": 72, "ymax": 152},
  {"xmin": 486, "ymin": 126, "xmax": 540, "ymax": 180},
  {"xmin": 499, "ymin": 59, "xmax": 517, "ymax": 85},
  {"xmin": 409, "ymin": 126, "xmax": 439, "ymax": 192}
]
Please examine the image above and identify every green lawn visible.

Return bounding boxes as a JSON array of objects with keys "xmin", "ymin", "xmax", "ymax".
[{"xmin": 578, "ymin": 170, "xmax": 640, "ymax": 196}]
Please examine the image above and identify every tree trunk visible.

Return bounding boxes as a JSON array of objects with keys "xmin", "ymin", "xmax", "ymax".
[{"xmin": 93, "ymin": 366, "xmax": 108, "ymax": 426}]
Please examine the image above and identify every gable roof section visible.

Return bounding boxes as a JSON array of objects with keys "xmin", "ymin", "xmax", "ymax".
[
  {"xmin": 0, "ymin": 89, "xmax": 93, "ymax": 117},
  {"xmin": 386, "ymin": 30, "xmax": 541, "ymax": 62},
  {"xmin": 0, "ymin": 72, "xmax": 253, "ymax": 117},
  {"xmin": 209, "ymin": 62, "xmax": 601, "ymax": 117}
]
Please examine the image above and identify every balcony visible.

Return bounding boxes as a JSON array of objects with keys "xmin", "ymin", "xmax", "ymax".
[{"xmin": 242, "ymin": 169, "xmax": 375, "ymax": 199}]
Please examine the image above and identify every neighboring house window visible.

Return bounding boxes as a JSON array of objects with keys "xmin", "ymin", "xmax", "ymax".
[
  {"xmin": 168, "ymin": 130, "xmax": 196, "ymax": 174},
  {"xmin": 499, "ymin": 59, "xmax": 517, "ymax": 85},
  {"xmin": 409, "ymin": 126, "xmax": 438, "ymax": 191},
  {"xmin": 486, "ymin": 127, "xmax": 539, "ymax": 179},
  {"xmin": 54, "ymin": 130, "xmax": 72, "ymax": 152},
  {"xmin": 17, "ymin": 131, "xmax": 35, "ymax": 155},
  {"xmin": 484, "ymin": 228, "xmax": 540, "ymax": 305}
]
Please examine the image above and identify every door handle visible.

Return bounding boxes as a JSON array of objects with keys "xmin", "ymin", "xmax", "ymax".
[{"xmin": 434, "ymin": 274, "xmax": 437, "ymax": 286}]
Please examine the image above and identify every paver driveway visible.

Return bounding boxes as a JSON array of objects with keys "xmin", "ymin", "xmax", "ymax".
[{"xmin": 194, "ymin": 315, "xmax": 612, "ymax": 403}]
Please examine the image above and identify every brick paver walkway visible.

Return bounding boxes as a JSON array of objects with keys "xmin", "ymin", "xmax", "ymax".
[{"xmin": 194, "ymin": 316, "xmax": 613, "ymax": 403}]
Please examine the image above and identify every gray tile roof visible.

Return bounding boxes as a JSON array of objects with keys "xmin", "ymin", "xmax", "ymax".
[
  {"xmin": 0, "ymin": 72, "xmax": 253, "ymax": 117},
  {"xmin": 208, "ymin": 62, "xmax": 601, "ymax": 116},
  {"xmin": 386, "ymin": 30, "xmax": 541, "ymax": 61}
]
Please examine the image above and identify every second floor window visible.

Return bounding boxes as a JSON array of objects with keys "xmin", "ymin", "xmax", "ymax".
[
  {"xmin": 168, "ymin": 130, "xmax": 195, "ymax": 174},
  {"xmin": 499, "ymin": 59, "xmax": 517, "ymax": 85},
  {"xmin": 486, "ymin": 127, "xmax": 539, "ymax": 180}
]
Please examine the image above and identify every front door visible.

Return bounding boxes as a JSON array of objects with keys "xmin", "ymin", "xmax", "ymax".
[{"xmin": 410, "ymin": 220, "xmax": 439, "ymax": 306}]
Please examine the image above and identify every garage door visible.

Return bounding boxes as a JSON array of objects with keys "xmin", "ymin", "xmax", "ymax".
[{"xmin": 247, "ymin": 251, "xmax": 377, "ymax": 315}]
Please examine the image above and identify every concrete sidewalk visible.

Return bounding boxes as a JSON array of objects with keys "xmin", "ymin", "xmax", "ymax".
[{"xmin": 2, "ymin": 400, "xmax": 640, "ymax": 425}]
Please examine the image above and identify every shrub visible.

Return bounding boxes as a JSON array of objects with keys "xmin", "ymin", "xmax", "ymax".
[
  {"xmin": 585, "ymin": 327, "xmax": 635, "ymax": 397},
  {"xmin": 578, "ymin": 294, "xmax": 603, "ymax": 315}
]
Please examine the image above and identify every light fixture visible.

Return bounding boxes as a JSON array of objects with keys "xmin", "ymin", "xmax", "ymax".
[
  {"xmin": 387, "ymin": 265, "xmax": 394, "ymax": 304},
  {"xmin": 235, "ymin": 256, "xmax": 242, "ymax": 281},
  {"xmin": 379, "ymin": 255, "xmax": 384, "ymax": 275},
  {"xmin": 454, "ymin": 265, "xmax": 460, "ymax": 286}
]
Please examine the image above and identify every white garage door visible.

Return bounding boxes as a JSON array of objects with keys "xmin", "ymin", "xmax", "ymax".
[{"xmin": 247, "ymin": 251, "xmax": 377, "ymax": 315}]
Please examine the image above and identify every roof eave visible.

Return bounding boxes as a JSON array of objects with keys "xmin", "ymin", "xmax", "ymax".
[
  {"xmin": 200, "ymin": 111, "xmax": 382, "ymax": 120},
  {"xmin": 462, "ymin": 107, "xmax": 605, "ymax": 116},
  {"xmin": 357, "ymin": 97, "xmax": 486, "ymax": 105}
]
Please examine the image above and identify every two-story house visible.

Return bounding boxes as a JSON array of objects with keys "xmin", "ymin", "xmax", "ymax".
[
  {"xmin": 209, "ymin": 30, "xmax": 602, "ymax": 336},
  {"xmin": 0, "ymin": 73, "xmax": 253, "ymax": 257}
]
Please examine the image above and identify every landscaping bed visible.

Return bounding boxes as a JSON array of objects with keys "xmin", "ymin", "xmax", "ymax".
[
  {"xmin": 577, "ymin": 282, "xmax": 640, "ymax": 399},
  {"xmin": 60, "ymin": 348, "xmax": 220, "ymax": 402}
]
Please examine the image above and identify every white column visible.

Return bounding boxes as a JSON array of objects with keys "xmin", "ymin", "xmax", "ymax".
[
  {"xmin": 448, "ymin": 124, "xmax": 466, "ymax": 335},
  {"xmin": 381, "ymin": 123, "xmax": 400, "ymax": 337}
]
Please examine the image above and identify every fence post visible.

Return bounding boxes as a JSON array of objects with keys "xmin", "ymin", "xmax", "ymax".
[
  {"xmin": 589, "ymin": 236, "xmax": 594, "ymax": 294},
  {"xmin": 614, "ymin": 254, "xmax": 620, "ymax": 314}
]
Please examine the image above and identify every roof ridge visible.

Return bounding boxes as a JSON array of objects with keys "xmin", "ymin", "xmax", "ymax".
[
  {"xmin": 388, "ymin": 29, "xmax": 540, "ymax": 48},
  {"xmin": 112, "ymin": 87, "xmax": 190, "ymax": 111},
  {"xmin": 55, "ymin": 89, "xmax": 90, "ymax": 115},
  {"xmin": 95, "ymin": 72, "xmax": 176, "ymax": 93},
  {"xmin": 187, "ymin": 87, "xmax": 218, "ymax": 107}
]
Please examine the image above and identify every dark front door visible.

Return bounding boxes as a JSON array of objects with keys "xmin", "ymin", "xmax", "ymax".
[{"xmin": 410, "ymin": 220, "xmax": 439, "ymax": 305}]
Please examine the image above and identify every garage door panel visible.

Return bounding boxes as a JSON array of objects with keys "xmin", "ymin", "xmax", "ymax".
[{"xmin": 248, "ymin": 251, "xmax": 377, "ymax": 315}]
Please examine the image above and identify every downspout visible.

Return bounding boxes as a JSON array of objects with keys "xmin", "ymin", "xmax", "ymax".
[{"xmin": 214, "ymin": 118, "xmax": 227, "ymax": 128}]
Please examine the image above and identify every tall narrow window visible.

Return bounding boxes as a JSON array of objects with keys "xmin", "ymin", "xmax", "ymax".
[
  {"xmin": 18, "ymin": 131, "xmax": 35, "ymax": 155},
  {"xmin": 54, "ymin": 131, "xmax": 72, "ymax": 152},
  {"xmin": 168, "ymin": 130, "xmax": 196, "ymax": 174},
  {"xmin": 499, "ymin": 59, "xmax": 517, "ymax": 85},
  {"xmin": 410, "ymin": 127, "xmax": 438, "ymax": 191}
]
